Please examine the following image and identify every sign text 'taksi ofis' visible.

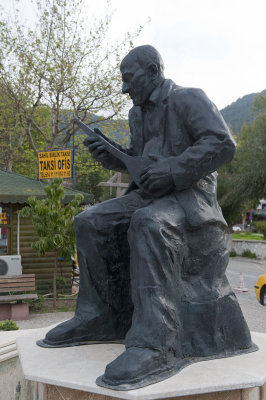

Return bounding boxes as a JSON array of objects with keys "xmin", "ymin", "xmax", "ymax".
[{"xmin": 38, "ymin": 150, "xmax": 73, "ymax": 179}]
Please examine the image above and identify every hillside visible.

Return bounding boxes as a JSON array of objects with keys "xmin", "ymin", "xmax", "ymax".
[{"xmin": 220, "ymin": 89, "xmax": 266, "ymax": 134}]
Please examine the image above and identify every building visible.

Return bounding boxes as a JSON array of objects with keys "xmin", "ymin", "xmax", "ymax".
[{"xmin": 0, "ymin": 170, "xmax": 93, "ymax": 293}]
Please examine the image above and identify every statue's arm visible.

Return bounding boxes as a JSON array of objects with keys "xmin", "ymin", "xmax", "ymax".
[{"xmin": 168, "ymin": 88, "xmax": 236, "ymax": 191}]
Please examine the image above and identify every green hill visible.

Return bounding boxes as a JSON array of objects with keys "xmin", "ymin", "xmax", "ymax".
[{"xmin": 220, "ymin": 89, "xmax": 266, "ymax": 134}]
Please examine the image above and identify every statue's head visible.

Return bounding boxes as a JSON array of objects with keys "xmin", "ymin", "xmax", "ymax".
[{"xmin": 120, "ymin": 45, "xmax": 165, "ymax": 106}]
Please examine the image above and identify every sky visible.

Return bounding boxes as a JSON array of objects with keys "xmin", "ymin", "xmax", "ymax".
[{"xmin": 1, "ymin": 0, "xmax": 266, "ymax": 109}]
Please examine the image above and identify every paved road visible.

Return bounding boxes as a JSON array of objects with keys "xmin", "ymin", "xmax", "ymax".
[{"xmin": 227, "ymin": 257, "xmax": 266, "ymax": 333}]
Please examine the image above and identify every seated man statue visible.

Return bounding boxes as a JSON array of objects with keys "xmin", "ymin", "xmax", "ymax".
[{"xmin": 38, "ymin": 45, "xmax": 255, "ymax": 390}]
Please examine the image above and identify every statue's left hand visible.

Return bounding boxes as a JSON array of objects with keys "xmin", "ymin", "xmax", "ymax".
[{"xmin": 139, "ymin": 155, "xmax": 175, "ymax": 197}]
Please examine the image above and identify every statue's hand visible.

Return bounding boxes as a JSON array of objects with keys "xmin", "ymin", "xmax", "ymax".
[
  {"xmin": 83, "ymin": 128, "xmax": 109, "ymax": 160},
  {"xmin": 139, "ymin": 155, "xmax": 175, "ymax": 197}
]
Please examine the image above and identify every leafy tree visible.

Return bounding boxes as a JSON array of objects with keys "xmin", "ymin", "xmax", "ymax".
[
  {"xmin": 0, "ymin": 0, "xmax": 140, "ymax": 159},
  {"xmin": 0, "ymin": 85, "xmax": 28, "ymax": 171},
  {"xmin": 217, "ymin": 164, "xmax": 243, "ymax": 225},
  {"xmin": 20, "ymin": 178, "xmax": 83, "ymax": 308},
  {"xmin": 74, "ymin": 150, "xmax": 111, "ymax": 202},
  {"xmin": 0, "ymin": 88, "xmax": 50, "ymax": 174},
  {"xmin": 233, "ymin": 96, "xmax": 266, "ymax": 201},
  {"xmin": 254, "ymin": 221, "xmax": 266, "ymax": 239},
  {"xmin": 218, "ymin": 94, "xmax": 266, "ymax": 224}
]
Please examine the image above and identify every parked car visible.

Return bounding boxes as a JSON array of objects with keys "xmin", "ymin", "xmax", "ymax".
[
  {"xmin": 232, "ymin": 225, "xmax": 242, "ymax": 232},
  {"xmin": 254, "ymin": 274, "xmax": 266, "ymax": 305}
]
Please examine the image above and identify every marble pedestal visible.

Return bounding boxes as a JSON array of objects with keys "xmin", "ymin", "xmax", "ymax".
[{"xmin": 16, "ymin": 327, "xmax": 266, "ymax": 400}]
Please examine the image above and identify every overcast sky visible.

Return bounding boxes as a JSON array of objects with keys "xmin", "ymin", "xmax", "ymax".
[{"xmin": 1, "ymin": 0, "xmax": 266, "ymax": 109}]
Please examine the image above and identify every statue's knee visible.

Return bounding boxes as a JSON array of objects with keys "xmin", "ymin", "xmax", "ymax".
[
  {"xmin": 74, "ymin": 213, "xmax": 82, "ymax": 231},
  {"xmin": 129, "ymin": 209, "xmax": 159, "ymax": 235},
  {"xmin": 74, "ymin": 208, "xmax": 94, "ymax": 233}
]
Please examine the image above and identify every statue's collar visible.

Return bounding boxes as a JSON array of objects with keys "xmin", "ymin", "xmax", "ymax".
[{"xmin": 145, "ymin": 79, "xmax": 175, "ymax": 108}]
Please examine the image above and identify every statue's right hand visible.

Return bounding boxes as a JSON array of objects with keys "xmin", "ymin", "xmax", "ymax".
[{"xmin": 83, "ymin": 136, "xmax": 109, "ymax": 160}]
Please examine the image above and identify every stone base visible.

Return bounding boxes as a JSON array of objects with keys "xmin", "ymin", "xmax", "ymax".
[
  {"xmin": 31, "ymin": 384, "xmax": 266, "ymax": 400},
  {"xmin": 0, "ymin": 302, "xmax": 29, "ymax": 321},
  {"xmin": 16, "ymin": 328, "xmax": 266, "ymax": 400}
]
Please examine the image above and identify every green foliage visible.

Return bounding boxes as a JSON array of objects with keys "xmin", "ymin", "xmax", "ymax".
[
  {"xmin": 20, "ymin": 178, "xmax": 83, "ymax": 307},
  {"xmin": 74, "ymin": 148, "xmax": 111, "ymax": 203},
  {"xmin": 21, "ymin": 178, "xmax": 83, "ymax": 259},
  {"xmin": 0, "ymin": 319, "xmax": 19, "ymax": 331},
  {"xmin": 229, "ymin": 250, "xmax": 237, "ymax": 257},
  {"xmin": 233, "ymin": 232, "xmax": 264, "ymax": 241},
  {"xmin": 218, "ymin": 93, "xmax": 266, "ymax": 223},
  {"xmin": 217, "ymin": 162, "xmax": 243, "ymax": 224},
  {"xmin": 254, "ymin": 221, "xmax": 266, "ymax": 239},
  {"xmin": 234, "ymin": 112, "xmax": 266, "ymax": 201},
  {"xmin": 56, "ymin": 276, "xmax": 68, "ymax": 295},
  {"xmin": 0, "ymin": 0, "xmax": 141, "ymax": 163},
  {"xmin": 28, "ymin": 294, "xmax": 45, "ymax": 312},
  {"xmin": 241, "ymin": 249, "xmax": 257, "ymax": 259}
]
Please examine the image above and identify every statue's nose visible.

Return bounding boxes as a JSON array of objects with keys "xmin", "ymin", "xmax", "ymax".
[{"xmin": 122, "ymin": 82, "xmax": 130, "ymax": 94}]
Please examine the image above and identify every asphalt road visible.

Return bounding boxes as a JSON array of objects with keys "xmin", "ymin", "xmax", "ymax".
[{"xmin": 227, "ymin": 256, "xmax": 266, "ymax": 333}]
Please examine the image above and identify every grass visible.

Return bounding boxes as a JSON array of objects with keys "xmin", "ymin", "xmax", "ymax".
[{"xmin": 233, "ymin": 232, "xmax": 264, "ymax": 240}]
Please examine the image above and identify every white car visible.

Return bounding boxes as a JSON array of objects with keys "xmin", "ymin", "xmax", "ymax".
[{"xmin": 232, "ymin": 225, "xmax": 241, "ymax": 232}]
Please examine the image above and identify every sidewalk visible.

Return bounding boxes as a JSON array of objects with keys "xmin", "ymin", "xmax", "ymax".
[
  {"xmin": 15, "ymin": 311, "xmax": 74, "ymax": 330},
  {"xmin": 0, "ymin": 312, "xmax": 74, "ymax": 351}
]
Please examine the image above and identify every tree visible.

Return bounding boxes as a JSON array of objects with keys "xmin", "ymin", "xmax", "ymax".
[
  {"xmin": 217, "ymin": 94, "xmax": 266, "ymax": 224},
  {"xmin": 232, "ymin": 95, "xmax": 266, "ymax": 201},
  {"xmin": 0, "ymin": 84, "xmax": 50, "ymax": 173},
  {"xmin": 0, "ymin": 84, "xmax": 28, "ymax": 171},
  {"xmin": 74, "ymin": 150, "xmax": 111, "ymax": 202},
  {"xmin": 20, "ymin": 178, "xmax": 83, "ymax": 308},
  {"xmin": 0, "ymin": 0, "xmax": 140, "ymax": 161},
  {"xmin": 217, "ymin": 164, "xmax": 243, "ymax": 225}
]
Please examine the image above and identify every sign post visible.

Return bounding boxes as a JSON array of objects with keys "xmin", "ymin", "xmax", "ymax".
[{"xmin": 38, "ymin": 150, "xmax": 74, "ymax": 180}]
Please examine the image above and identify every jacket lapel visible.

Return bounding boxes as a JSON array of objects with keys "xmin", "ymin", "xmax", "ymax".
[
  {"xmin": 130, "ymin": 107, "xmax": 144, "ymax": 155},
  {"xmin": 130, "ymin": 80, "xmax": 176, "ymax": 156}
]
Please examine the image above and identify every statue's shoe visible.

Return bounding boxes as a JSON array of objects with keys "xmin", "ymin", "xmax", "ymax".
[
  {"xmin": 96, "ymin": 346, "xmax": 188, "ymax": 390},
  {"xmin": 36, "ymin": 316, "xmax": 123, "ymax": 348}
]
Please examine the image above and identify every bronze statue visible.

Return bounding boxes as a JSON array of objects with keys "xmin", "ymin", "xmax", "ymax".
[{"xmin": 37, "ymin": 45, "xmax": 257, "ymax": 390}]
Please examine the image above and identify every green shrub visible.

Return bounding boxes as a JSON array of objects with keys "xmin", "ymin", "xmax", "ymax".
[
  {"xmin": 241, "ymin": 249, "xmax": 257, "ymax": 258},
  {"xmin": 254, "ymin": 221, "xmax": 266, "ymax": 239},
  {"xmin": 230, "ymin": 250, "xmax": 237, "ymax": 257},
  {"xmin": 28, "ymin": 294, "xmax": 45, "ymax": 312},
  {"xmin": 56, "ymin": 276, "xmax": 68, "ymax": 294},
  {"xmin": 0, "ymin": 319, "xmax": 19, "ymax": 331}
]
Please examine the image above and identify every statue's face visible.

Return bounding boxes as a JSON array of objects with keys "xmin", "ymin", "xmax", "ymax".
[{"xmin": 120, "ymin": 57, "xmax": 153, "ymax": 106}]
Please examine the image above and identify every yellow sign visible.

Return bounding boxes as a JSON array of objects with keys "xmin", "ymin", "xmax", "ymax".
[
  {"xmin": 38, "ymin": 150, "xmax": 73, "ymax": 179},
  {"xmin": 0, "ymin": 212, "xmax": 8, "ymax": 225}
]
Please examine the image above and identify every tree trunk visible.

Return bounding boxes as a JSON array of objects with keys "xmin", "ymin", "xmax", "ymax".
[
  {"xmin": 53, "ymin": 250, "xmax": 58, "ymax": 309},
  {"xmin": 5, "ymin": 157, "xmax": 12, "ymax": 172}
]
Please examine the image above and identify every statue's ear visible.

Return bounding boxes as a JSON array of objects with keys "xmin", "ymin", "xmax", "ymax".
[{"xmin": 147, "ymin": 63, "xmax": 158, "ymax": 79}]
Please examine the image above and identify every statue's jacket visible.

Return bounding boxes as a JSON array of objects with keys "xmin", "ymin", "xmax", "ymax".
[
  {"xmin": 101, "ymin": 79, "xmax": 236, "ymax": 227},
  {"xmin": 92, "ymin": 80, "xmax": 253, "ymax": 360}
]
